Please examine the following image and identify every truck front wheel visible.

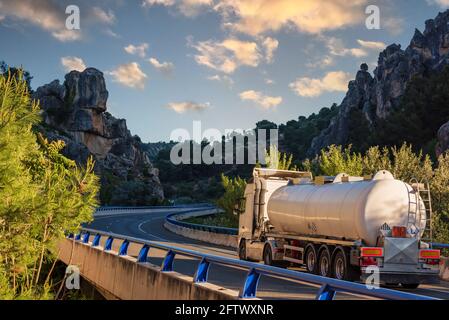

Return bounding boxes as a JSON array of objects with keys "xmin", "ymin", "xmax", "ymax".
[{"xmin": 239, "ymin": 240, "xmax": 247, "ymax": 260}]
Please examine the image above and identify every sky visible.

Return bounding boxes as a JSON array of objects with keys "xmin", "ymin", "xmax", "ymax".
[{"xmin": 1, "ymin": 0, "xmax": 449, "ymax": 143}]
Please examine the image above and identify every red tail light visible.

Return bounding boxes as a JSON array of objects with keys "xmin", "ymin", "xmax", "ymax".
[
  {"xmin": 419, "ymin": 249, "xmax": 440, "ymax": 265},
  {"xmin": 361, "ymin": 247, "xmax": 384, "ymax": 257},
  {"xmin": 419, "ymin": 249, "xmax": 440, "ymax": 260}
]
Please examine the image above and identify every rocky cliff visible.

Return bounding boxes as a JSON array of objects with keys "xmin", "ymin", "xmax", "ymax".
[
  {"xmin": 34, "ymin": 68, "xmax": 164, "ymax": 205},
  {"xmin": 309, "ymin": 10, "xmax": 449, "ymax": 156}
]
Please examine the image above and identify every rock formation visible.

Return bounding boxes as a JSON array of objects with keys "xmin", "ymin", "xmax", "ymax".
[
  {"xmin": 34, "ymin": 68, "xmax": 164, "ymax": 205},
  {"xmin": 308, "ymin": 10, "xmax": 449, "ymax": 156}
]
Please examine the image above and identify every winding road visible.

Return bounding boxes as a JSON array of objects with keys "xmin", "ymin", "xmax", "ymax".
[{"xmin": 85, "ymin": 207, "xmax": 449, "ymax": 300}]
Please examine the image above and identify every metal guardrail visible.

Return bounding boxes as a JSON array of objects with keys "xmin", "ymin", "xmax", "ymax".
[
  {"xmin": 69, "ymin": 227, "xmax": 438, "ymax": 301},
  {"xmin": 165, "ymin": 211, "xmax": 238, "ymax": 235},
  {"xmin": 96, "ymin": 203, "xmax": 214, "ymax": 212}
]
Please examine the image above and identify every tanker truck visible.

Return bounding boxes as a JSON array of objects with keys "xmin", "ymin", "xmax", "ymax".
[{"xmin": 236, "ymin": 168, "xmax": 441, "ymax": 288}]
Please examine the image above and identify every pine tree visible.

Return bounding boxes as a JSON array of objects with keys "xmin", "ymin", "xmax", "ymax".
[{"xmin": 0, "ymin": 70, "xmax": 99, "ymax": 299}]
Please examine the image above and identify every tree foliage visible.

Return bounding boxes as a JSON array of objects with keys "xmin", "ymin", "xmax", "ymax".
[
  {"xmin": 215, "ymin": 174, "xmax": 247, "ymax": 227},
  {"xmin": 0, "ymin": 71, "xmax": 99, "ymax": 299}
]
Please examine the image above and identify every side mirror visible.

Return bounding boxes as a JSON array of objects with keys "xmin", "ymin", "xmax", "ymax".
[{"xmin": 233, "ymin": 197, "xmax": 246, "ymax": 215}]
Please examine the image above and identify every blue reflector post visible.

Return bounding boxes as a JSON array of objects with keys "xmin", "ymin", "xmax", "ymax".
[
  {"xmin": 161, "ymin": 250, "xmax": 176, "ymax": 272},
  {"xmin": 137, "ymin": 244, "xmax": 150, "ymax": 263},
  {"xmin": 118, "ymin": 240, "xmax": 130, "ymax": 256},
  {"xmin": 316, "ymin": 284, "xmax": 336, "ymax": 300},
  {"xmin": 92, "ymin": 234, "xmax": 101, "ymax": 247},
  {"xmin": 194, "ymin": 258, "xmax": 210, "ymax": 283},
  {"xmin": 104, "ymin": 236, "xmax": 114, "ymax": 251},
  {"xmin": 241, "ymin": 268, "xmax": 261, "ymax": 298},
  {"xmin": 75, "ymin": 233, "xmax": 81, "ymax": 241},
  {"xmin": 82, "ymin": 232, "xmax": 90, "ymax": 244}
]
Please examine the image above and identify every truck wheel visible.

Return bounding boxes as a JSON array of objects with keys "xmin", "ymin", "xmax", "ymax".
[
  {"xmin": 239, "ymin": 240, "xmax": 247, "ymax": 261},
  {"xmin": 332, "ymin": 250, "xmax": 349, "ymax": 280},
  {"xmin": 304, "ymin": 245, "xmax": 318, "ymax": 274},
  {"xmin": 332, "ymin": 249, "xmax": 358, "ymax": 281},
  {"xmin": 318, "ymin": 247, "xmax": 331, "ymax": 278},
  {"xmin": 402, "ymin": 283, "xmax": 420, "ymax": 289},
  {"xmin": 263, "ymin": 245, "xmax": 273, "ymax": 266}
]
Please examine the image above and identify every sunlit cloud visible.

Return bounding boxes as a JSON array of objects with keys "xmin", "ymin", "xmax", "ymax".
[
  {"xmin": 148, "ymin": 57, "xmax": 175, "ymax": 74},
  {"xmin": 289, "ymin": 71, "xmax": 351, "ymax": 98},
  {"xmin": 166, "ymin": 101, "xmax": 210, "ymax": 113},
  {"xmin": 239, "ymin": 90, "xmax": 282, "ymax": 109},
  {"xmin": 0, "ymin": 0, "xmax": 81, "ymax": 41},
  {"xmin": 426, "ymin": 0, "xmax": 449, "ymax": 8},
  {"xmin": 357, "ymin": 39, "xmax": 386, "ymax": 50},
  {"xmin": 61, "ymin": 56, "xmax": 86, "ymax": 72},
  {"xmin": 262, "ymin": 37, "xmax": 279, "ymax": 63},
  {"xmin": 190, "ymin": 37, "xmax": 261, "ymax": 73},
  {"xmin": 108, "ymin": 62, "xmax": 147, "ymax": 89},
  {"xmin": 124, "ymin": 43, "xmax": 149, "ymax": 58},
  {"xmin": 215, "ymin": 0, "xmax": 367, "ymax": 36}
]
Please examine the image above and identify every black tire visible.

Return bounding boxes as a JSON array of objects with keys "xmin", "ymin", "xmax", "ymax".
[
  {"xmin": 263, "ymin": 245, "xmax": 273, "ymax": 265},
  {"xmin": 318, "ymin": 247, "xmax": 332, "ymax": 278},
  {"xmin": 332, "ymin": 248, "xmax": 359, "ymax": 281},
  {"xmin": 402, "ymin": 283, "xmax": 420, "ymax": 289},
  {"xmin": 238, "ymin": 240, "xmax": 247, "ymax": 261},
  {"xmin": 304, "ymin": 245, "xmax": 318, "ymax": 274}
]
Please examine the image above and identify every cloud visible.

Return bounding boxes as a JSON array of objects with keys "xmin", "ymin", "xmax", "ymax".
[
  {"xmin": 91, "ymin": 7, "xmax": 116, "ymax": 25},
  {"xmin": 124, "ymin": 43, "xmax": 149, "ymax": 58},
  {"xmin": 0, "ymin": 0, "xmax": 116, "ymax": 41},
  {"xmin": 426, "ymin": 0, "xmax": 449, "ymax": 8},
  {"xmin": 142, "ymin": 0, "xmax": 213, "ymax": 17},
  {"xmin": 0, "ymin": 0, "xmax": 81, "ymax": 41},
  {"xmin": 215, "ymin": 0, "xmax": 367, "ymax": 36},
  {"xmin": 190, "ymin": 37, "xmax": 264, "ymax": 73},
  {"xmin": 207, "ymin": 74, "xmax": 234, "ymax": 87},
  {"xmin": 324, "ymin": 37, "xmax": 368, "ymax": 58},
  {"xmin": 306, "ymin": 55, "xmax": 334, "ymax": 69},
  {"xmin": 61, "ymin": 56, "xmax": 86, "ymax": 72},
  {"xmin": 166, "ymin": 101, "xmax": 210, "ymax": 113},
  {"xmin": 357, "ymin": 39, "xmax": 386, "ymax": 50},
  {"xmin": 289, "ymin": 71, "xmax": 351, "ymax": 97},
  {"xmin": 239, "ymin": 90, "xmax": 282, "ymax": 109},
  {"xmin": 108, "ymin": 62, "xmax": 147, "ymax": 89},
  {"xmin": 262, "ymin": 37, "xmax": 279, "ymax": 63},
  {"xmin": 265, "ymin": 78, "xmax": 274, "ymax": 85},
  {"xmin": 149, "ymin": 57, "xmax": 174, "ymax": 74}
]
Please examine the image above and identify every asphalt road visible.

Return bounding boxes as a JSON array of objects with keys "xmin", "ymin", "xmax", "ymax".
[{"xmin": 85, "ymin": 209, "xmax": 449, "ymax": 300}]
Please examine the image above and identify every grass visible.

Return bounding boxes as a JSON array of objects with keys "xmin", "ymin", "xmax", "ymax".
[{"xmin": 183, "ymin": 213, "xmax": 238, "ymax": 229}]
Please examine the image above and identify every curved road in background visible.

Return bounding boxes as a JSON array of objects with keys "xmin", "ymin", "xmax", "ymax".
[{"xmin": 85, "ymin": 208, "xmax": 449, "ymax": 300}]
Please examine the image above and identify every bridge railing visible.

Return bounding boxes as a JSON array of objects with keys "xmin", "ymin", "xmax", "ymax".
[{"xmin": 69, "ymin": 227, "xmax": 437, "ymax": 301}]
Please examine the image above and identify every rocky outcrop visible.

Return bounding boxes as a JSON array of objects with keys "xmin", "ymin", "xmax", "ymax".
[
  {"xmin": 34, "ymin": 68, "xmax": 164, "ymax": 205},
  {"xmin": 308, "ymin": 10, "xmax": 449, "ymax": 156},
  {"xmin": 436, "ymin": 121, "xmax": 449, "ymax": 157}
]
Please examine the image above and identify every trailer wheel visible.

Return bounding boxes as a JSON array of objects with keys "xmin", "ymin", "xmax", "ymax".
[
  {"xmin": 238, "ymin": 240, "xmax": 247, "ymax": 261},
  {"xmin": 332, "ymin": 249, "xmax": 358, "ymax": 281},
  {"xmin": 304, "ymin": 245, "xmax": 318, "ymax": 274},
  {"xmin": 318, "ymin": 247, "xmax": 332, "ymax": 278}
]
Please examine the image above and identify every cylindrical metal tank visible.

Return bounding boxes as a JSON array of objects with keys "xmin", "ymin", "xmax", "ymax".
[{"xmin": 267, "ymin": 171, "xmax": 425, "ymax": 246}]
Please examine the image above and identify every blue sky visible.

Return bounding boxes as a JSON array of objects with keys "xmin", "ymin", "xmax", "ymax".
[{"xmin": 1, "ymin": 0, "xmax": 448, "ymax": 142}]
